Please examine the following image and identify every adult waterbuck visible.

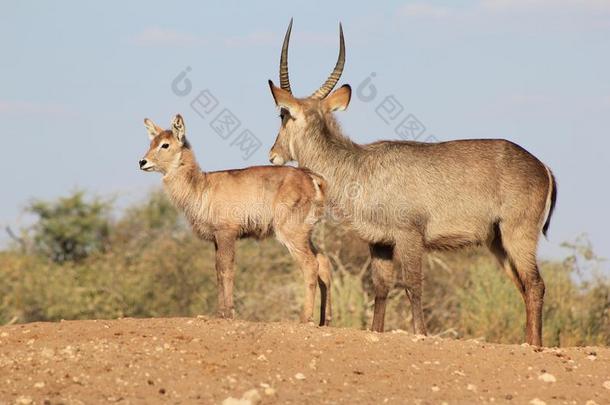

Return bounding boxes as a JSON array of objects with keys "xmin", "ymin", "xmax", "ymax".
[
  {"xmin": 139, "ymin": 114, "xmax": 332, "ymax": 325},
  {"xmin": 267, "ymin": 21, "xmax": 557, "ymax": 346}
]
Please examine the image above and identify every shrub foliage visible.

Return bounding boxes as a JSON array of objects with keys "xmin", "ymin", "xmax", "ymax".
[{"xmin": 1, "ymin": 190, "xmax": 607, "ymax": 346}]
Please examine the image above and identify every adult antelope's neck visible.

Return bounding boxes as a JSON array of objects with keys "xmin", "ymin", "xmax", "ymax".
[{"xmin": 296, "ymin": 117, "xmax": 362, "ymax": 208}]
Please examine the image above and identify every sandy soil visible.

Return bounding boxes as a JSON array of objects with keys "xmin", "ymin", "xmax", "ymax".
[{"xmin": 0, "ymin": 317, "xmax": 608, "ymax": 404}]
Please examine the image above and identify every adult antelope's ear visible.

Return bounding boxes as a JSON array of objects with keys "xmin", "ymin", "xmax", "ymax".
[
  {"xmin": 171, "ymin": 114, "xmax": 186, "ymax": 143},
  {"xmin": 268, "ymin": 80, "xmax": 301, "ymax": 117},
  {"xmin": 322, "ymin": 84, "xmax": 351, "ymax": 112},
  {"xmin": 144, "ymin": 118, "xmax": 162, "ymax": 140}
]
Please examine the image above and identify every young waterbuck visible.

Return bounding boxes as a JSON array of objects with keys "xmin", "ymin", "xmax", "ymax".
[
  {"xmin": 139, "ymin": 114, "xmax": 332, "ymax": 325},
  {"xmin": 267, "ymin": 21, "xmax": 557, "ymax": 346}
]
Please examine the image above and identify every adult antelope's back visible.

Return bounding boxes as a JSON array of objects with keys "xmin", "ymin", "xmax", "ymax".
[{"xmin": 267, "ymin": 20, "xmax": 557, "ymax": 346}]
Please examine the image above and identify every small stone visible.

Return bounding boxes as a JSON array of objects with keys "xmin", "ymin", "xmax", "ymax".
[
  {"xmin": 264, "ymin": 387, "xmax": 276, "ymax": 396},
  {"xmin": 586, "ymin": 355, "xmax": 597, "ymax": 361},
  {"xmin": 467, "ymin": 384, "xmax": 477, "ymax": 392},
  {"xmin": 431, "ymin": 385, "xmax": 440, "ymax": 392},
  {"xmin": 256, "ymin": 354, "xmax": 267, "ymax": 362},
  {"xmin": 529, "ymin": 399, "xmax": 546, "ymax": 405},
  {"xmin": 34, "ymin": 382, "xmax": 45, "ymax": 388},
  {"xmin": 365, "ymin": 334, "xmax": 380, "ymax": 343},
  {"xmin": 538, "ymin": 372, "xmax": 556, "ymax": 383},
  {"xmin": 242, "ymin": 389, "xmax": 261, "ymax": 405},
  {"xmin": 294, "ymin": 373, "xmax": 306, "ymax": 380},
  {"xmin": 603, "ymin": 380, "xmax": 610, "ymax": 390},
  {"xmin": 585, "ymin": 401, "xmax": 598, "ymax": 405},
  {"xmin": 309, "ymin": 358, "xmax": 318, "ymax": 370},
  {"xmin": 222, "ymin": 397, "xmax": 249, "ymax": 405},
  {"xmin": 15, "ymin": 397, "xmax": 33, "ymax": 405},
  {"xmin": 0, "ymin": 332, "xmax": 8, "ymax": 338}
]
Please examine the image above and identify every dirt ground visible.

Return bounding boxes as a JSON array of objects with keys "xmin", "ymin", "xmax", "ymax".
[{"xmin": 0, "ymin": 318, "xmax": 608, "ymax": 405}]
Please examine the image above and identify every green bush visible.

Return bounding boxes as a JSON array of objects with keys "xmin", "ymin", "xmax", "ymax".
[
  {"xmin": 0, "ymin": 190, "xmax": 607, "ymax": 347},
  {"xmin": 27, "ymin": 191, "xmax": 110, "ymax": 263}
]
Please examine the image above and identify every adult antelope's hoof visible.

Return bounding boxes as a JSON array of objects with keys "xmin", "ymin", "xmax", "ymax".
[
  {"xmin": 300, "ymin": 317, "xmax": 315, "ymax": 326},
  {"xmin": 217, "ymin": 308, "xmax": 236, "ymax": 319}
]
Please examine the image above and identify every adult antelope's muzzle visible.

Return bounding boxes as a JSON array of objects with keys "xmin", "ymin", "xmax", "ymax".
[{"xmin": 269, "ymin": 152, "xmax": 285, "ymax": 166}]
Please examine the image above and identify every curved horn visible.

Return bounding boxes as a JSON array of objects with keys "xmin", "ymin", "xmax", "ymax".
[
  {"xmin": 310, "ymin": 23, "xmax": 345, "ymax": 100},
  {"xmin": 279, "ymin": 18, "xmax": 293, "ymax": 93}
]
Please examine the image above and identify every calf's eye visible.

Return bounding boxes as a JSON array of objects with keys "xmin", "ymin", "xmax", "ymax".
[{"xmin": 161, "ymin": 143, "xmax": 169, "ymax": 149}]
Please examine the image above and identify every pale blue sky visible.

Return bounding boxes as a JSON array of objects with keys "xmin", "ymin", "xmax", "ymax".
[{"xmin": 1, "ymin": 0, "xmax": 609, "ymax": 264}]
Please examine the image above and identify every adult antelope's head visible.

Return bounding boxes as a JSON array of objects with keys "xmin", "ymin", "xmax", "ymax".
[
  {"xmin": 139, "ymin": 114, "xmax": 188, "ymax": 174},
  {"xmin": 268, "ymin": 19, "xmax": 352, "ymax": 166}
]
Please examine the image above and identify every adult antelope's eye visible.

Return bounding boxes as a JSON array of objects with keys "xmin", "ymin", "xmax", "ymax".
[{"xmin": 161, "ymin": 143, "xmax": 169, "ymax": 149}]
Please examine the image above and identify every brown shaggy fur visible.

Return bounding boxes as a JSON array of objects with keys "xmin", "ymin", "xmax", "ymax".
[{"xmin": 268, "ymin": 82, "xmax": 556, "ymax": 346}]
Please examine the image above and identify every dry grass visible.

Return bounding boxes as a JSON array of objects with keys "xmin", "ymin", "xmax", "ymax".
[{"xmin": 1, "ymin": 190, "xmax": 607, "ymax": 346}]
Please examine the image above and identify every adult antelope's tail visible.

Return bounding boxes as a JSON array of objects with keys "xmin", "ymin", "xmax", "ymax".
[{"xmin": 542, "ymin": 167, "xmax": 557, "ymax": 237}]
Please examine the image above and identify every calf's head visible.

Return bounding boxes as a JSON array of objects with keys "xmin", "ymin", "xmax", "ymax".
[{"xmin": 139, "ymin": 114, "xmax": 187, "ymax": 174}]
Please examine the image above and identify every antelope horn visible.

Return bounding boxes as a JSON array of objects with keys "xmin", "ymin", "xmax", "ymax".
[
  {"xmin": 279, "ymin": 18, "xmax": 293, "ymax": 93},
  {"xmin": 311, "ymin": 23, "xmax": 345, "ymax": 100}
]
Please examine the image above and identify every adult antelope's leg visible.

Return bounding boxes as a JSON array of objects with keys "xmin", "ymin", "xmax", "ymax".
[
  {"xmin": 370, "ymin": 243, "xmax": 394, "ymax": 332},
  {"xmin": 317, "ymin": 253, "xmax": 332, "ymax": 326},
  {"xmin": 521, "ymin": 264, "xmax": 545, "ymax": 346},
  {"xmin": 489, "ymin": 233, "xmax": 526, "ymax": 299},
  {"xmin": 214, "ymin": 231, "xmax": 237, "ymax": 319},
  {"xmin": 395, "ymin": 237, "xmax": 426, "ymax": 335},
  {"xmin": 500, "ymin": 225, "xmax": 545, "ymax": 346},
  {"xmin": 213, "ymin": 239, "xmax": 225, "ymax": 317}
]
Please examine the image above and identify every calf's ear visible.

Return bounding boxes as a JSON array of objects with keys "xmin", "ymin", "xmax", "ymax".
[
  {"xmin": 171, "ymin": 114, "xmax": 186, "ymax": 143},
  {"xmin": 144, "ymin": 118, "xmax": 162, "ymax": 140}
]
